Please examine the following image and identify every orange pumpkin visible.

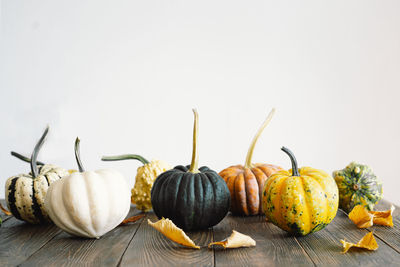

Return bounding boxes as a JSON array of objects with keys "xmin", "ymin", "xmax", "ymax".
[{"xmin": 219, "ymin": 109, "xmax": 283, "ymax": 216}]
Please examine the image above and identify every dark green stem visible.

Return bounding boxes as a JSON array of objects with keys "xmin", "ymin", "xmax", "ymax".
[
  {"xmin": 11, "ymin": 152, "xmax": 45, "ymax": 165},
  {"xmin": 281, "ymin": 146, "xmax": 300, "ymax": 176},
  {"xmin": 75, "ymin": 137, "xmax": 85, "ymax": 172},
  {"xmin": 30, "ymin": 126, "xmax": 49, "ymax": 178},
  {"xmin": 101, "ymin": 154, "xmax": 149, "ymax": 165}
]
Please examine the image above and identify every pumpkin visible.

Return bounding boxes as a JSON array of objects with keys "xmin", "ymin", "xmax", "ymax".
[
  {"xmin": 5, "ymin": 127, "xmax": 70, "ymax": 224},
  {"xmin": 333, "ymin": 162, "xmax": 382, "ymax": 213},
  {"xmin": 102, "ymin": 154, "xmax": 171, "ymax": 212},
  {"xmin": 151, "ymin": 109, "xmax": 230, "ymax": 231},
  {"xmin": 262, "ymin": 147, "xmax": 339, "ymax": 236},
  {"xmin": 44, "ymin": 138, "xmax": 131, "ymax": 238},
  {"xmin": 219, "ymin": 108, "xmax": 283, "ymax": 216}
]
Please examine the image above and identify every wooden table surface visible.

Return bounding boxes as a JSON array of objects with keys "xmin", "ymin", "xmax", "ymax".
[{"xmin": 0, "ymin": 199, "xmax": 399, "ymax": 267}]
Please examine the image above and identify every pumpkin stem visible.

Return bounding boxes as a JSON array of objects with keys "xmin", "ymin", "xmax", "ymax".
[
  {"xmin": 244, "ymin": 108, "xmax": 275, "ymax": 168},
  {"xmin": 11, "ymin": 151, "xmax": 45, "ymax": 166},
  {"xmin": 101, "ymin": 154, "xmax": 150, "ymax": 165},
  {"xmin": 30, "ymin": 126, "xmax": 49, "ymax": 178},
  {"xmin": 189, "ymin": 108, "xmax": 200, "ymax": 173},
  {"xmin": 74, "ymin": 137, "xmax": 85, "ymax": 172},
  {"xmin": 281, "ymin": 147, "xmax": 300, "ymax": 176}
]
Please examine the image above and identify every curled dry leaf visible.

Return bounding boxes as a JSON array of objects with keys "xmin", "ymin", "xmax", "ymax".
[
  {"xmin": 348, "ymin": 205, "xmax": 374, "ymax": 228},
  {"xmin": 340, "ymin": 232, "xmax": 378, "ymax": 253},
  {"xmin": 148, "ymin": 218, "xmax": 200, "ymax": 249},
  {"xmin": 370, "ymin": 205, "xmax": 395, "ymax": 227},
  {"xmin": 120, "ymin": 214, "xmax": 145, "ymax": 225},
  {"xmin": 208, "ymin": 230, "xmax": 256, "ymax": 249},
  {"xmin": 349, "ymin": 205, "xmax": 395, "ymax": 228},
  {"xmin": 0, "ymin": 203, "xmax": 11, "ymax": 216}
]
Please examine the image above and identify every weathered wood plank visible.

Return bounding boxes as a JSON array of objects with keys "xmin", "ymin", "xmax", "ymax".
[
  {"xmin": 363, "ymin": 200, "xmax": 400, "ymax": 253},
  {"xmin": 295, "ymin": 209, "xmax": 400, "ymax": 266},
  {"xmin": 0, "ymin": 217, "xmax": 61, "ymax": 267},
  {"xmin": 213, "ymin": 214, "xmax": 315, "ymax": 267},
  {"xmin": 119, "ymin": 212, "xmax": 214, "ymax": 267},
  {"xmin": 19, "ymin": 205, "xmax": 144, "ymax": 267}
]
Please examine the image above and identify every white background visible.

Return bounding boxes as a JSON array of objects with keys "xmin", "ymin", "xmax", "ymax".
[{"xmin": 1, "ymin": 1, "xmax": 399, "ymax": 205}]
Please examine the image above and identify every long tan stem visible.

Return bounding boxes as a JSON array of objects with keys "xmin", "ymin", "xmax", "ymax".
[
  {"xmin": 244, "ymin": 108, "xmax": 276, "ymax": 168},
  {"xmin": 189, "ymin": 109, "xmax": 200, "ymax": 173}
]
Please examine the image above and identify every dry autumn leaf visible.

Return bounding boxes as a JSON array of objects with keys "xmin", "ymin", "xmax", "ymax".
[
  {"xmin": 208, "ymin": 230, "xmax": 256, "ymax": 249},
  {"xmin": 340, "ymin": 232, "xmax": 378, "ymax": 253},
  {"xmin": 370, "ymin": 205, "xmax": 395, "ymax": 227},
  {"xmin": 348, "ymin": 205, "xmax": 374, "ymax": 228},
  {"xmin": 0, "ymin": 203, "xmax": 11, "ymax": 216},
  {"xmin": 349, "ymin": 205, "xmax": 395, "ymax": 228},
  {"xmin": 120, "ymin": 214, "xmax": 145, "ymax": 225},
  {"xmin": 148, "ymin": 218, "xmax": 200, "ymax": 249}
]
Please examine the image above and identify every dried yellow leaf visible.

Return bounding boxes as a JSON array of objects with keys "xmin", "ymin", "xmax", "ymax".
[
  {"xmin": 370, "ymin": 205, "xmax": 395, "ymax": 227},
  {"xmin": 208, "ymin": 230, "xmax": 256, "ymax": 249},
  {"xmin": 340, "ymin": 232, "xmax": 378, "ymax": 253},
  {"xmin": 349, "ymin": 205, "xmax": 395, "ymax": 228},
  {"xmin": 120, "ymin": 214, "xmax": 145, "ymax": 225},
  {"xmin": 349, "ymin": 205, "xmax": 374, "ymax": 228},
  {"xmin": 0, "ymin": 203, "xmax": 11, "ymax": 216},
  {"xmin": 148, "ymin": 218, "xmax": 200, "ymax": 249}
]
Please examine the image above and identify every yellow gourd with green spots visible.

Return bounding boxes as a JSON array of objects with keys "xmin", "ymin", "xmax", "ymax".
[{"xmin": 262, "ymin": 147, "xmax": 339, "ymax": 236}]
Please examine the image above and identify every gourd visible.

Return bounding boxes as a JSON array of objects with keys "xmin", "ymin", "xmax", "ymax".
[
  {"xmin": 262, "ymin": 147, "xmax": 339, "ymax": 236},
  {"xmin": 151, "ymin": 109, "xmax": 230, "ymax": 231},
  {"xmin": 102, "ymin": 154, "xmax": 171, "ymax": 212},
  {"xmin": 219, "ymin": 108, "xmax": 283, "ymax": 215},
  {"xmin": 44, "ymin": 138, "xmax": 130, "ymax": 238},
  {"xmin": 5, "ymin": 127, "xmax": 70, "ymax": 224},
  {"xmin": 333, "ymin": 162, "xmax": 382, "ymax": 213}
]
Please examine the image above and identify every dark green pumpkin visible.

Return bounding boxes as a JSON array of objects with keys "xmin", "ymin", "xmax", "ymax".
[
  {"xmin": 333, "ymin": 162, "xmax": 383, "ymax": 213},
  {"xmin": 151, "ymin": 109, "xmax": 230, "ymax": 231}
]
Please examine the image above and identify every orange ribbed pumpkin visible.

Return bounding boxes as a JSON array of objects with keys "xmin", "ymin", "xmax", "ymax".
[{"xmin": 219, "ymin": 109, "xmax": 283, "ymax": 216}]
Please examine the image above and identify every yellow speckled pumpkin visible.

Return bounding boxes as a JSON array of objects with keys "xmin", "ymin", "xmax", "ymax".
[{"xmin": 262, "ymin": 147, "xmax": 339, "ymax": 236}]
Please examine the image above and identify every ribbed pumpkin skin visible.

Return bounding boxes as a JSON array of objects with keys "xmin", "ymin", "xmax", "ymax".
[
  {"xmin": 5, "ymin": 164, "xmax": 70, "ymax": 224},
  {"xmin": 151, "ymin": 165, "xmax": 230, "ymax": 231},
  {"xmin": 333, "ymin": 162, "xmax": 382, "ymax": 213},
  {"xmin": 262, "ymin": 167, "xmax": 339, "ymax": 236},
  {"xmin": 219, "ymin": 163, "xmax": 282, "ymax": 215}
]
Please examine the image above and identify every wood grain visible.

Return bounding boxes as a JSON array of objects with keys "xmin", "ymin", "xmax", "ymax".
[
  {"xmin": 0, "ymin": 217, "xmax": 61, "ymax": 267},
  {"xmin": 119, "ymin": 212, "xmax": 214, "ymax": 267},
  {"xmin": 19, "ymin": 205, "xmax": 145, "ymax": 267},
  {"xmin": 213, "ymin": 213, "xmax": 315, "ymax": 267},
  {"xmin": 295, "ymin": 209, "xmax": 400, "ymax": 266}
]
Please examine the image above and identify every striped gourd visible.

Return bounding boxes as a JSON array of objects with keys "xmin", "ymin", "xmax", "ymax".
[{"xmin": 5, "ymin": 127, "xmax": 69, "ymax": 224}]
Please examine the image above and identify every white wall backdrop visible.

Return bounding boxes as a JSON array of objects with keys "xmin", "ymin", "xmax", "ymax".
[{"xmin": 1, "ymin": 1, "xmax": 399, "ymax": 205}]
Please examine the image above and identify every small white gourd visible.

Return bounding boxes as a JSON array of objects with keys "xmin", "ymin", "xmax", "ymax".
[{"xmin": 45, "ymin": 138, "xmax": 130, "ymax": 238}]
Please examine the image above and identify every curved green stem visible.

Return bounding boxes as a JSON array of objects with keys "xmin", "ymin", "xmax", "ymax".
[
  {"xmin": 11, "ymin": 152, "xmax": 45, "ymax": 165},
  {"xmin": 281, "ymin": 146, "xmax": 300, "ymax": 176},
  {"xmin": 101, "ymin": 154, "xmax": 149, "ymax": 165},
  {"xmin": 74, "ymin": 137, "xmax": 85, "ymax": 172},
  {"xmin": 30, "ymin": 126, "xmax": 49, "ymax": 178},
  {"xmin": 189, "ymin": 109, "xmax": 199, "ymax": 173},
  {"xmin": 244, "ymin": 108, "xmax": 275, "ymax": 168}
]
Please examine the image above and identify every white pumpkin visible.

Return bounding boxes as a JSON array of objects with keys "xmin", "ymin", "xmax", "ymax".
[{"xmin": 44, "ymin": 138, "xmax": 131, "ymax": 239}]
